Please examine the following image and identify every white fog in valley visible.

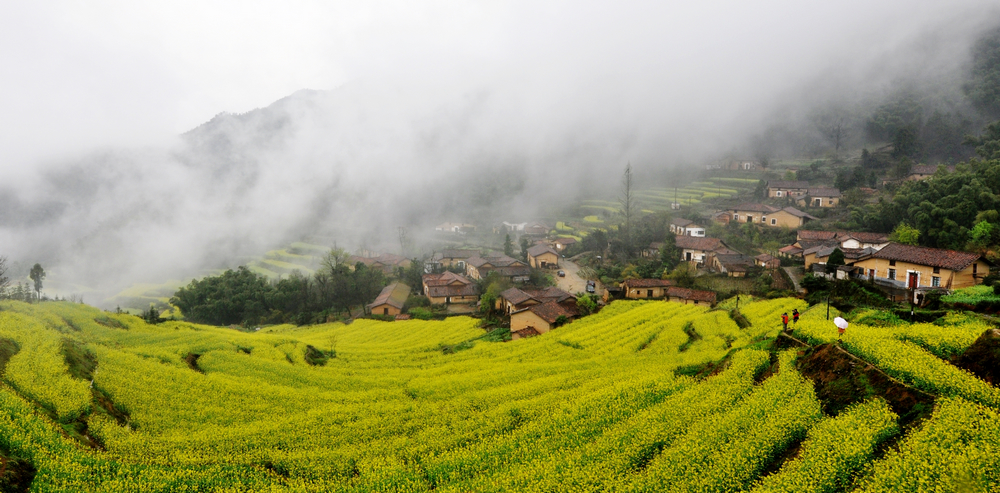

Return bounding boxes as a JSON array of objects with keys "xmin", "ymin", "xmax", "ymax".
[{"xmin": 1, "ymin": 0, "xmax": 998, "ymax": 303}]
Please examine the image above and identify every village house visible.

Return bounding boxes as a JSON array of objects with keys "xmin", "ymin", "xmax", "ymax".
[
  {"xmin": 852, "ymin": 243, "xmax": 989, "ymax": 291},
  {"xmin": 436, "ymin": 249, "xmax": 479, "ymax": 269},
  {"xmin": 366, "ymin": 283, "xmax": 410, "ymax": 316},
  {"xmin": 434, "ymin": 222, "xmax": 476, "ymax": 234},
  {"xmin": 497, "ymin": 286, "xmax": 573, "ymax": 315},
  {"xmin": 908, "ymin": 164, "xmax": 955, "ymax": 180},
  {"xmin": 711, "ymin": 253, "xmax": 755, "ymax": 277},
  {"xmin": 501, "ymin": 221, "xmax": 527, "ymax": 232},
  {"xmin": 796, "ymin": 188, "xmax": 842, "ymax": 208},
  {"xmin": 510, "ymin": 300, "xmax": 578, "ymax": 340},
  {"xmin": 669, "ymin": 218, "xmax": 706, "ymax": 237},
  {"xmin": 754, "ymin": 253, "xmax": 781, "ymax": 269},
  {"xmin": 781, "ymin": 230, "xmax": 890, "ymax": 260},
  {"xmin": 675, "ymin": 236, "xmax": 729, "ymax": 264},
  {"xmin": 802, "ymin": 245, "xmax": 877, "ymax": 270},
  {"xmin": 523, "ymin": 222, "xmax": 551, "ymax": 236},
  {"xmin": 527, "ymin": 244, "xmax": 560, "ymax": 269},
  {"xmin": 551, "ymin": 237, "xmax": 577, "ymax": 252},
  {"xmin": 838, "ymin": 232, "xmax": 890, "ymax": 250},
  {"xmin": 707, "ymin": 158, "xmax": 758, "ymax": 171},
  {"xmin": 767, "ymin": 181, "xmax": 811, "ymax": 199},
  {"xmin": 721, "ymin": 203, "xmax": 818, "ymax": 229},
  {"xmin": 422, "ymin": 271, "xmax": 479, "ymax": 304},
  {"xmin": 666, "ymin": 287, "xmax": 717, "ymax": 306},
  {"xmin": 644, "ymin": 241, "xmax": 664, "ymax": 258},
  {"xmin": 620, "ymin": 279, "xmax": 674, "ymax": 299},
  {"xmin": 348, "ymin": 253, "xmax": 411, "ymax": 275},
  {"xmin": 465, "ymin": 254, "xmax": 531, "ymax": 282}
]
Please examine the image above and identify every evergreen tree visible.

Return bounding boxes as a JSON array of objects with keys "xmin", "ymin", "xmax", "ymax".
[
  {"xmin": 29, "ymin": 264, "xmax": 44, "ymax": 302},
  {"xmin": 504, "ymin": 234, "xmax": 514, "ymax": 257}
]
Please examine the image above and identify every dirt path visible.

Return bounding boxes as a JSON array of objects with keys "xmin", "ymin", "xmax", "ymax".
[
  {"xmin": 783, "ymin": 266, "xmax": 804, "ymax": 293},
  {"xmin": 555, "ymin": 259, "xmax": 601, "ymax": 297}
]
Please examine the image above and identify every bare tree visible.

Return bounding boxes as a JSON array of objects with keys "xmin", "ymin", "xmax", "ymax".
[
  {"xmin": 397, "ymin": 226, "xmax": 409, "ymax": 257},
  {"xmin": 0, "ymin": 256, "xmax": 9, "ymax": 298},
  {"xmin": 618, "ymin": 163, "xmax": 637, "ymax": 257}
]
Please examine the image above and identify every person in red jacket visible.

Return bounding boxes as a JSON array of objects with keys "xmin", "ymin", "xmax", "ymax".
[
  {"xmin": 792, "ymin": 309, "xmax": 800, "ymax": 324},
  {"xmin": 781, "ymin": 312, "xmax": 789, "ymax": 331}
]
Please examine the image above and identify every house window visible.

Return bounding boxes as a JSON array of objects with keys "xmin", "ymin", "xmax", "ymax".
[
  {"xmin": 932, "ymin": 276, "xmax": 940, "ymax": 287},
  {"xmin": 933, "ymin": 266, "xmax": 940, "ymax": 274},
  {"xmin": 973, "ymin": 263, "xmax": 978, "ymax": 275},
  {"xmin": 776, "ymin": 191, "xmax": 783, "ymax": 197},
  {"xmin": 888, "ymin": 269, "xmax": 896, "ymax": 280},
  {"xmin": 733, "ymin": 214, "xmax": 739, "ymax": 221},
  {"xmin": 829, "ymin": 199, "xmax": 834, "ymax": 205},
  {"xmin": 771, "ymin": 218, "xmax": 777, "ymax": 225},
  {"xmin": 889, "ymin": 260, "xmax": 896, "ymax": 266}
]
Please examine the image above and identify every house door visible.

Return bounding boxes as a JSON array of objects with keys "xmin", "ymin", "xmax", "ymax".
[
  {"xmin": 747, "ymin": 216, "xmax": 753, "ymax": 223},
  {"xmin": 647, "ymin": 290, "xmax": 654, "ymax": 297},
  {"xmin": 686, "ymin": 252, "xmax": 692, "ymax": 261},
  {"xmin": 868, "ymin": 269, "xmax": 874, "ymax": 279},
  {"xmin": 814, "ymin": 198, "xmax": 821, "ymax": 207},
  {"xmin": 907, "ymin": 272, "xmax": 918, "ymax": 289},
  {"xmin": 383, "ymin": 308, "xmax": 389, "ymax": 315}
]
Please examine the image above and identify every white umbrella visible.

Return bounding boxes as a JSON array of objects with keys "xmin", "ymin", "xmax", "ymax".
[{"xmin": 833, "ymin": 317, "xmax": 849, "ymax": 330}]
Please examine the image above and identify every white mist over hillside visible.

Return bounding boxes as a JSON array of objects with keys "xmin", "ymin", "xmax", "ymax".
[{"xmin": 0, "ymin": 1, "xmax": 998, "ymax": 302}]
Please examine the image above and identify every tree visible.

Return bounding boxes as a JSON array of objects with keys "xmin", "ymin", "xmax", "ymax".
[
  {"xmin": 504, "ymin": 234, "xmax": 514, "ymax": 257},
  {"xmin": 618, "ymin": 163, "xmax": 637, "ymax": 258},
  {"xmin": 397, "ymin": 227, "xmax": 410, "ymax": 257},
  {"xmin": 890, "ymin": 223, "xmax": 920, "ymax": 245},
  {"xmin": 0, "ymin": 256, "xmax": 9, "ymax": 298},
  {"xmin": 964, "ymin": 27, "xmax": 1000, "ymax": 119},
  {"xmin": 659, "ymin": 234, "xmax": 680, "ymax": 272},
  {"xmin": 969, "ymin": 220, "xmax": 996, "ymax": 253},
  {"xmin": 826, "ymin": 248, "xmax": 845, "ymax": 274},
  {"xmin": 575, "ymin": 294, "xmax": 597, "ymax": 316},
  {"xmin": 519, "ymin": 237, "xmax": 530, "ymax": 262},
  {"xmin": 964, "ymin": 120, "xmax": 1000, "ymax": 160},
  {"xmin": 321, "ymin": 246, "xmax": 351, "ymax": 274},
  {"xmin": 29, "ymin": 264, "xmax": 44, "ymax": 302}
]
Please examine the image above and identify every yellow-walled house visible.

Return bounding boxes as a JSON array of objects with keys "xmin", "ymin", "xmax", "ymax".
[
  {"xmin": 422, "ymin": 271, "xmax": 479, "ymax": 304},
  {"xmin": 510, "ymin": 301, "xmax": 577, "ymax": 339},
  {"xmin": 620, "ymin": 279, "xmax": 674, "ymax": 299},
  {"xmin": 366, "ymin": 283, "xmax": 410, "ymax": 316},
  {"xmin": 527, "ymin": 244, "xmax": 560, "ymax": 269},
  {"xmin": 852, "ymin": 243, "xmax": 988, "ymax": 290},
  {"xmin": 796, "ymin": 188, "xmax": 841, "ymax": 208}
]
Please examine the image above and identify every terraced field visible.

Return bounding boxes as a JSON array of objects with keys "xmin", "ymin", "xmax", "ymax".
[{"xmin": 0, "ymin": 298, "xmax": 997, "ymax": 491}]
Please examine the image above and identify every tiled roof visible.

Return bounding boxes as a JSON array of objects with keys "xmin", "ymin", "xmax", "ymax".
[
  {"xmin": 367, "ymin": 283, "xmax": 410, "ymax": 310},
  {"xmin": 512, "ymin": 327, "xmax": 540, "ymax": 339},
  {"xmin": 910, "ymin": 164, "xmax": 954, "ymax": 175},
  {"xmin": 670, "ymin": 218, "xmax": 693, "ymax": 227},
  {"xmin": 500, "ymin": 287, "xmax": 535, "ymax": 305},
  {"xmin": 440, "ymin": 249, "xmax": 478, "ymax": 259},
  {"xmin": 755, "ymin": 253, "xmax": 776, "ymax": 262},
  {"xmin": 779, "ymin": 245, "xmax": 802, "ymax": 255},
  {"xmin": 675, "ymin": 236, "xmax": 724, "ymax": 251},
  {"xmin": 527, "ymin": 244, "xmax": 559, "ymax": 258},
  {"xmin": 872, "ymin": 243, "xmax": 981, "ymax": 271},
  {"xmin": 768, "ymin": 180, "xmax": 810, "ymax": 189},
  {"xmin": 732, "ymin": 203, "xmax": 780, "ymax": 213},
  {"xmin": 492, "ymin": 265, "xmax": 532, "ymax": 277},
  {"xmin": 797, "ymin": 230, "xmax": 839, "ymax": 241},
  {"xmin": 527, "ymin": 300, "xmax": 577, "ymax": 324},
  {"xmin": 780, "ymin": 207, "xmax": 819, "ymax": 220},
  {"xmin": 666, "ymin": 287, "xmax": 716, "ymax": 303},
  {"xmin": 715, "ymin": 254, "xmax": 754, "ymax": 271},
  {"xmin": 426, "ymin": 283, "xmax": 479, "ymax": 298},
  {"xmin": 840, "ymin": 232, "xmax": 890, "ymax": 244},
  {"xmin": 621, "ymin": 279, "xmax": 674, "ymax": 288},
  {"xmin": 530, "ymin": 287, "xmax": 574, "ymax": 303},
  {"xmin": 806, "ymin": 188, "xmax": 841, "ymax": 197},
  {"xmin": 553, "ymin": 237, "xmax": 577, "ymax": 245},
  {"xmin": 423, "ymin": 271, "xmax": 472, "ymax": 287}
]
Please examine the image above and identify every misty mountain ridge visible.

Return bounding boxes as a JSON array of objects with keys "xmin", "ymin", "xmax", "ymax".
[{"xmin": 4, "ymin": 18, "xmax": 1000, "ymax": 304}]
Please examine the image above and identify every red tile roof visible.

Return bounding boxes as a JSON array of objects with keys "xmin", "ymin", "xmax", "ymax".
[
  {"xmin": 500, "ymin": 287, "xmax": 535, "ymax": 306},
  {"xmin": 527, "ymin": 300, "xmax": 577, "ymax": 324},
  {"xmin": 731, "ymin": 203, "xmax": 780, "ymax": 213},
  {"xmin": 675, "ymin": 236, "xmax": 725, "ymax": 251},
  {"xmin": 872, "ymin": 243, "xmax": 981, "ymax": 271},
  {"xmin": 666, "ymin": 287, "xmax": 716, "ymax": 303},
  {"xmin": 797, "ymin": 230, "xmax": 839, "ymax": 241},
  {"xmin": 806, "ymin": 188, "xmax": 841, "ymax": 197},
  {"xmin": 621, "ymin": 279, "xmax": 674, "ymax": 289},
  {"xmin": 367, "ymin": 283, "xmax": 410, "ymax": 310},
  {"xmin": 527, "ymin": 244, "xmax": 559, "ymax": 258}
]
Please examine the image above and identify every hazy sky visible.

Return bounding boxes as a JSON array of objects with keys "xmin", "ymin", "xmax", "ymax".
[{"xmin": 3, "ymin": 0, "xmax": 998, "ymax": 169}]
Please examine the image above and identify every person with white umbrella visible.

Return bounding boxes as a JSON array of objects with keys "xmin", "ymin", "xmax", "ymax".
[{"xmin": 834, "ymin": 317, "xmax": 849, "ymax": 341}]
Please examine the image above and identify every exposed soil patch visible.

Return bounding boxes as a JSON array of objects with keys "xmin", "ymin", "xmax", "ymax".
[
  {"xmin": 92, "ymin": 387, "xmax": 132, "ymax": 429},
  {"xmin": 94, "ymin": 315, "xmax": 127, "ymax": 330},
  {"xmin": 183, "ymin": 353, "xmax": 204, "ymax": 373},
  {"xmin": 61, "ymin": 339, "xmax": 97, "ymax": 381},
  {"xmin": 797, "ymin": 344, "xmax": 934, "ymax": 426},
  {"xmin": 0, "ymin": 338, "xmax": 19, "ymax": 376},
  {"xmin": 952, "ymin": 329, "xmax": 1000, "ymax": 386},
  {"xmin": 678, "ymin": 322, "xmax": 701, "ymax": 352},
  {"xmin": 0, "ymin": 455, "xmax": 36, "ymax": 493},
  {"xmin": 304, "ymin": 345, "xmax": 330, "ymax": 366}
]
